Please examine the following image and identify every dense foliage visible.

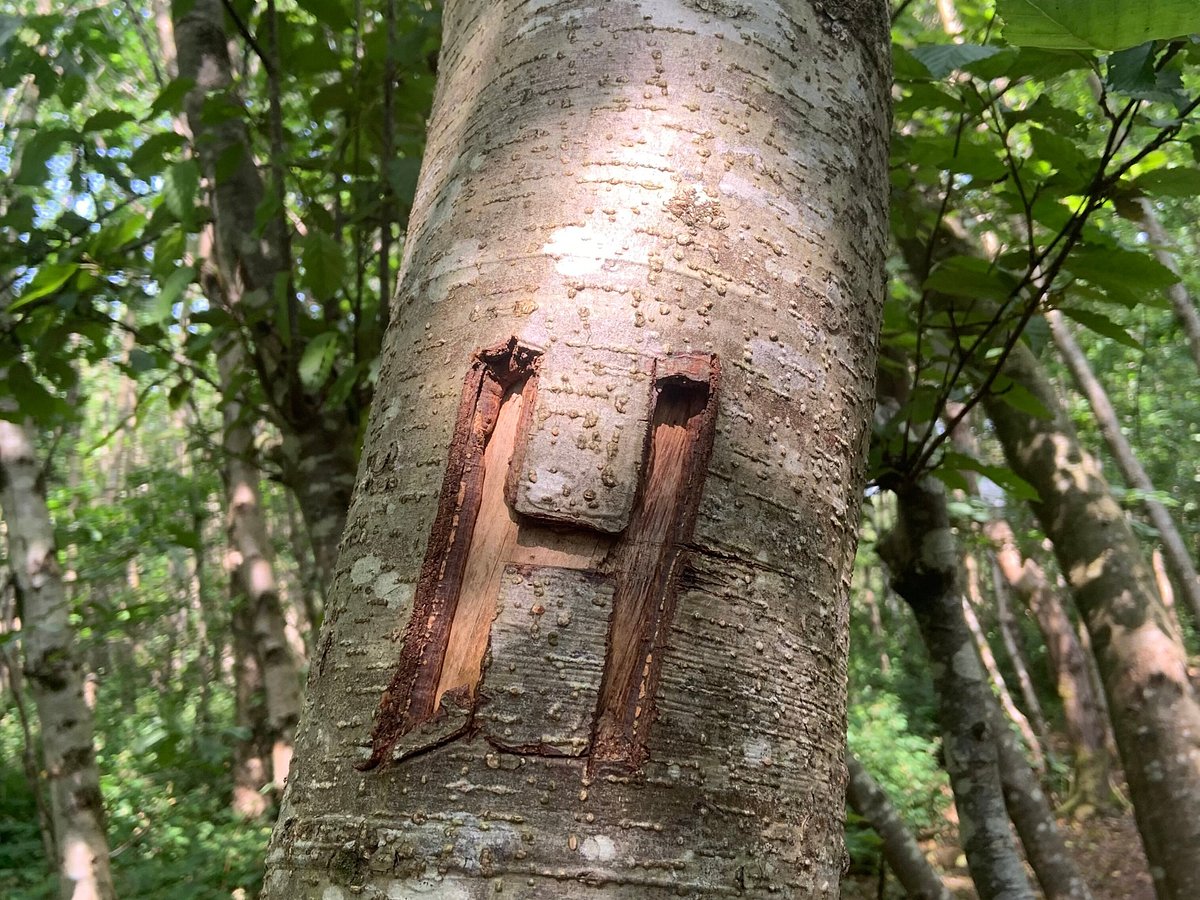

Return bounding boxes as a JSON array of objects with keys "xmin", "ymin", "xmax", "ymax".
[{"xmin": 1, "ymin": 0, "xmax": 1198, "ymax": 895}]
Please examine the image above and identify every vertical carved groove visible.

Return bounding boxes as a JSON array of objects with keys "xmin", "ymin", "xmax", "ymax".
[{"xmin": 593, "ymin": 357, "xmax": 720, "ymax": 768}]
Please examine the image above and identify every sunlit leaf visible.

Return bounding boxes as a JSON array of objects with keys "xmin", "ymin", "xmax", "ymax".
[
  {"xmin": 298, "ymin": 331, "xmax": 339, "ymax": 391},
  {"xmin": 1058, "ymin": 307, "xmax": 1143, "ymax": 349},
  {"xmin": 998, "ymin": 0, "xmax": 1200, "ymax": 50}
]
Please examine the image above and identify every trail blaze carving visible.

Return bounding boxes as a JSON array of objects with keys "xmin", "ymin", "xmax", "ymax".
[{"xmin": 363, "ymin": 338, "xmax": 719, "ymax": 772}]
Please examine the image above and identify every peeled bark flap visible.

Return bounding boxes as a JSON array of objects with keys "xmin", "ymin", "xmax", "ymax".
[
  {"xmin": 509, "ymin": 347, "xmax": 653, "ymax": 533},
  {"xmin": 478, "ymin": 564, "xmax": 613, "ymax": 756}
]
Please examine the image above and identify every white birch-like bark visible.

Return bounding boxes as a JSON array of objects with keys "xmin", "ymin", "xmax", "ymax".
[
  {"xmin": 0, "ymin": 418, "xmax": 115, "ymax": 900},
  {"xmin": 264, "ymin": 1, "xmax": 891, "ymax": 895}
]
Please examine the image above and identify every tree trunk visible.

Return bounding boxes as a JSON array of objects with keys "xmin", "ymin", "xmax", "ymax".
[
  {"xmin": 1132, "ymin": 198, "xmax": 1200, "ymax": 375},
  {"xmin": 0, "ymin": 418, "xmax": 115, "ymax": 900},
  {"xmin": 985, "ymin": 342, "xmax": 1200, "ymax": 900},
  {"xmin": 263, "ymin": 1, "xmax": 892, "ymax": 895},
  {"xmin": 1046, "ymin": 309, "xmax": 1200, "ymax": 626},
  {"xmin": 990, "ymin": 560, "xmax": 1049, "ymax": 758},
  {"xmin": 173, "ymin": 0, "xmax": 360, "ymax": 589},
  {"xmin": 962, "ymin": 553, "xmax": 1046, "ymax": 773},
  {"xmin": 986, "ymin": 520, "xmax": 1112, "ymax": 814},
  {"xmin": 991, "ymin": 710, "xmax": 1092, "ymax": 900},
  {"xmin": 846, "ymin": 753, "xmax": 952, "ymax": 900},
  {"xmin": 218, "ymin": 332, "xmax": 304, "ymax": 800},
  {"xmin": 231, "ymin": 597, "xmax": 271, "ymax": 819},
  {"xmin": 880, "ymin": 480, "xmax": 1035, "ymax": 900},
  {"xmin": 279, "ymin": 429, "xmax": 356, "ymax": 593}
]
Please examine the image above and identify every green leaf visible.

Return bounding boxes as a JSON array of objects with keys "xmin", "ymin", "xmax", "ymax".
[
  {"xmin": 10, "ymin": 263, "xmax": 78, "ymax": 311},
  {"xmin": 998, "ymin": 0, "xmax": 1200, "ymax": 50},
  {"xmin": 127, "ymin": 348, "xmax": 156, "ymax": 373},
  {"xmin": 910, "ymin": 43, "xmax": 1003, "ymax": 78},
  {"xmin": 147, "ymin": 77, "xmax": 195, "ymax": 118},
  {"xmin": 128, "ymin": 132, "xmax": 187, "ymax": 177},
  {"xmin": 14, "ymin": 128, "xmax": 75, "ymax": 185},
  {"xmin": 146, "ymin": 266, "xmax": 195, "ymax": 323},
  {"xmin": 294, "ymin": 0, "xmax": 352, "ymax": 30},
  {"xmin": 82, "ymin": 109, "xmax": 136, "ymax": 132},
  {"xmin": 1068, "ymin": 245, "xmax": 1179, "ymax": 292},
  {"xmin": 1058, "ymin": 307, "xmax": 1143, "ymax": 349},
  {"xmin": 162, "ymin": 160, "xmax": 200, "ymax": 229},
  {"xmin": 386, "ymin": 157, "xmax": 422, "ymax": 205},
  {"xmin": 301, "ymin": 230, "xmax": 345, "ymax": 299},
  {"xmin": 924, "ymin": 256, "xmax": 1019, "ymax": 301},
  {"xmin": 1106, "ymin": 42, "xmax": 1156, "ymax": 92},
  {"xmin": 298, "ymin": 331, "xmax": 339, "ymax": 391},
  {"xmin": 1131, "ymin": 167, "xmax": 1200, "ymax": 197},
  {"xmin": 990, "ymin": 378, "xmax": 1054, "ymax": 420},
  {"xmin": 942, "ymin": 451, "xmax": 1041, "ymax": 501}
]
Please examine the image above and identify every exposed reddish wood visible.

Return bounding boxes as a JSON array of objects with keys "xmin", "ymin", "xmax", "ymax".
[
  {"xmin": 363, "ymin": 340, "xmax": 540, "ymax": 769},
  {"xmin": 365, "ymin": 343, "xmax": 718, "ymax": 772},
  {"xmin": 592, "ymin": 356, "xmax": 719, "ymax": 767},
  {"xmin": 434, "ymin": 386, "xmax": 525, "ymax": 706}
]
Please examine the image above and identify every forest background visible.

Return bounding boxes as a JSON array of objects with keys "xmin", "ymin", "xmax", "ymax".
[{"xmin": 1, "ymin": 0, "xmax": 1199, "ymax": 897}]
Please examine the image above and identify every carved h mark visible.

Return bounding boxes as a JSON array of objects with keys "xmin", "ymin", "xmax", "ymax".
[{"xmin": 362, "ymin": 340, "xmax": 717, "ymax": 771}]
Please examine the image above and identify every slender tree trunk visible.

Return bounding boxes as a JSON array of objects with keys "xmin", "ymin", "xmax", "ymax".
[
  {"xmin": 1150, "ymin": 548, "xmax": 1185, "ymax": 639},
  {"xmin": 1046, "ymin": 309, "xmax": 1200, "ymax": 626},
  {"xmin": 173, "ymin": 0, "xmax": 360, "ymax": 589},
  {"xmin": 231, "ymin": 594, "xmax": 271, "ymax": 818},
  {"xmin": 264, "ymin": 1, "xmax": 892, "ymax": 895},
  {"xmin": 284, "ymin": 489, "xmax": 324, "ymax": 641},
  {"xmin": 217, "ymin": 332, "xmax": 304, "ymax": 799},
  {"xmin": 962, "ymin": 553, "xmax": 1046, "ymax": 773},
  {"xmin": 985, "ymin": 342, "xmax": 1200, "ymax": 900},
  {"xmin": 861, "ymin": 564, "xmax": 892, "ymax": 675},
  {"xmin": 846, "ymin": 753, "xmax": 952, "ymax": 900},
  {"xmin": 991, "ymin": 711, "xmax": 1092, "ymax": 900},
  {"xmin": 990, "ymin": 561, "xmax": 1048, "ymax": 757},
  {"xmin": 0, "ymin": 575, "xmax": 57, "ymax": 869},
  {"xmin": 0, "ymin": 418, "xmax": 115, "ymax": 900},
  {"xmin": 1132, "ymin": 198, "xmax": 1200, "ymax": 375},
  {"xmin": 880, "ymin": 480, "xmax": 1035, "ymax": 900},
  {"xmin": 279, "ymin": 431, "xmax": 356, "ymax": 592},
  {"xmin": 986, "ymin": 520, "xmax": 1112, "ymax": 813}
]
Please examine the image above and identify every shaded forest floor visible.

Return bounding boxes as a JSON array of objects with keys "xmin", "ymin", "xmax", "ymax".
[{"xmin": 842, "ymin": 805, "xmax": 1154, "ymax": 899}]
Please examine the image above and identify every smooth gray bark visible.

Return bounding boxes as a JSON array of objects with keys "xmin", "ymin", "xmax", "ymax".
[
  {"xmin": 880, "ymin": 479, "xmax": 1035, "ymax": 900},
  {"xmin": 846, "ymin": 753, "xmax": 952, "ymax": 900},
  {"xmin": 985, "ymin": 343, "xmax": 1200, "ymax": 900},
  {"xmin": 264, "ymin": 0, "xmax": 892, "ymax": 895}
]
